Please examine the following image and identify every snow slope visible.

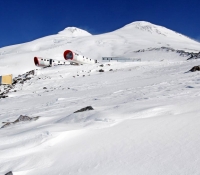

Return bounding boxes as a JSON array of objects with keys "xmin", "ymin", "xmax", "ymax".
[
  {"xmin": 1, "ymin": 21, "xmax": 200, "ymax": 175},
  {"xmin": 1, "ymin": 60, "xmax": 200, "ymax": 175}
]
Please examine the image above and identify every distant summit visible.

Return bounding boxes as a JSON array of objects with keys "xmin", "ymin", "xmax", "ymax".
[
  {"xmin": 126, "ymin": 21, "xmax": 153, "ymax": 26},
  {"xmin": 118, "ymin": 21, "xmax": 187, "ymax": 38},
  {"xmin": 58, "ymin": 27, "xmax": 92, "ymax": 37}
]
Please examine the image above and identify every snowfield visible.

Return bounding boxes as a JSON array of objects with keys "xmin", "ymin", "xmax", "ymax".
[{"xmin": 0, "ymin": 21, "xmax": 200, "ymax": 175}]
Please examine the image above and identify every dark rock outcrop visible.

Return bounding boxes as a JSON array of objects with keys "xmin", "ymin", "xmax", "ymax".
[
  {"xmin": 187, "ymin": 52, "xmax": 200, "ymax": 60},
  {"xmin": 74, "ymin": 106, "xmax": 94, "ymax": 113},
  {"xmin": 12, "ymin": 70, "xmax": 35, "ymax": 85},
  {"xmin": 0, "ymin": 85, "xmax": 11, "ymax": 99},
  {"xmin": 5, "ymin": 171, "xmax": 13, "ymax": 175},
  {"xmin": 99, "ymin": 69, "xmax": 104, "ymax": 72},
  {"xmin": 134, "ymin": 47, "xmax": 200, "ymax": 60},
  {"xmin": 1, "ymin": 115, "xmax": 40, "ymax": 128},
  {"xmin": 0, "ymin": 95, "xmax": 8, "ymax": 99},
  {"xmin": 189, "ymin": 65, "xmax": 200, "ymax": 72}
]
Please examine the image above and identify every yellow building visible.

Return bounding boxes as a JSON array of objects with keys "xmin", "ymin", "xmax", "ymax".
[{"xmin": 0, "ymin": 74, "xmax": 13, "ymax": 85}]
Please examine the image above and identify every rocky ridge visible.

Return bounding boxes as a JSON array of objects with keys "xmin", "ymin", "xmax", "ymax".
[
  {"xmin": 134, "ymin": 47, "xmax": 200, "ymax": 59},
  {"xmin": 0, "ymin": 70, "xmax": 35, "ymax": 99}
]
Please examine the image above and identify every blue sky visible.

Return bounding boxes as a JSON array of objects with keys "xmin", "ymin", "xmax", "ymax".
[{"xmin": 0, "ymin": 0, "xmax": 199, "ymax": 48}]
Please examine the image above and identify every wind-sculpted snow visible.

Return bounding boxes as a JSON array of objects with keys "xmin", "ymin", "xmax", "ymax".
[{"xmin": 1, "ymin": 60, "xmax": 200, "ymax": 174}]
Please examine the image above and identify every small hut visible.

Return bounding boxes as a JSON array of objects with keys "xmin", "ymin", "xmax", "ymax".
[{"xmin": 0, "ymin": 74, "xmax": 13, "ymax": 85}]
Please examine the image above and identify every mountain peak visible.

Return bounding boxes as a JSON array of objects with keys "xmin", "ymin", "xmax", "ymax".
[
  {"xmin": 119, "ymin": 21, "xmax": 186, "ymax": 38},
  {"xmin": 58, "ymin": 27, "xmax": 92, "ymax": 37},
  {"xmin": 123, "ymin": 21, "xmax": 155, "ymax": 28},
  {"xmin": 129, "ymin": 21, "xmax": 153, "ymax": 26}
]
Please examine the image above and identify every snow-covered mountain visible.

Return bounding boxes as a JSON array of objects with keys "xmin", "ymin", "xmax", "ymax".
[
  {"xmin": 58, "ymin": 27, "xmax": 92, "ymax": 37},
  {"xmin": 1, "ymin": 21, "xmax": 200, "ymax": 175},
  {"xmin": 0, "ymin": 21, "xmax": 200, "ymax": 75}
]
